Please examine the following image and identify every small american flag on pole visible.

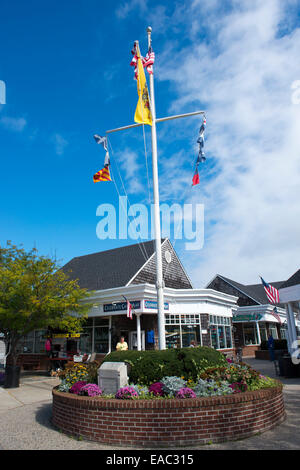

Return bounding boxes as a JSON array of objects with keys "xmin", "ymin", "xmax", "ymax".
[
  {"xmin": 271, "ymin": 306, "xmax": 282, "ymax": 324},
  {"xmin": 123, "ymin": 296, "xmax": 133, "ymax": 319},
  {"xmin": 260, "ymin": 277, "xmax": 280, "ymax": 304}
]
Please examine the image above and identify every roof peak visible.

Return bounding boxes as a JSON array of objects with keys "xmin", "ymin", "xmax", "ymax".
[{"xmin": 71, "ymin": 238, "xmax": 167, "ymax": 261}]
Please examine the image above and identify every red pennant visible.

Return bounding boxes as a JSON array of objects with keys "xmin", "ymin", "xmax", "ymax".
[{"xmin": 192, "ymin": 169, "xmax": 200, "ymax": 186}]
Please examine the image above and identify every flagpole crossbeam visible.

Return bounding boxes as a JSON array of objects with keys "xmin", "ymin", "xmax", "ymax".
[{"xmin": 105, "ymin": 111, "xmax": 205, "ymax": 134}]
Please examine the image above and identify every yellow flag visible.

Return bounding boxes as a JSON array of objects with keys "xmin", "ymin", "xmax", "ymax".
[{"xmin": 134, "ymin": 43, "xmax": 152, "ymax": 126}]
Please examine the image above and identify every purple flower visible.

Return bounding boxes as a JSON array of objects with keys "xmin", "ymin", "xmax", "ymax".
[
  {"xmin": 175, "ymin": 387, "xmax": 196, "ymax": 399},
  {"xmin": 79, "ymin": 383, "xmax": 102, "ymax": 397},
  {"xmin": 148, "ymin": 382, "xmax": 164, "ymax": 397},
  {"xmin": 69, "ymin": 381, "xmax": 87, "ymax": 395},
  {"xmin": 115, "ymin": 386, "xmax": 139, "ymax": 400}
]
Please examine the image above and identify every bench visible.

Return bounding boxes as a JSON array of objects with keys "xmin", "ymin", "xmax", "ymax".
[{"xmin": 22, "ymin": 359, "xmax": 41, "ymax": 371}]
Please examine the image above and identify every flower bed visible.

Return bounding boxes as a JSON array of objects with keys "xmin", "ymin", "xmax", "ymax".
[
  {"xmin": 52, "ymin": 359, "xmax": 285, "ymax": 446},
  {"xmin": 52, "ymin": 384, "xmax": 285, "ymax": 447}
]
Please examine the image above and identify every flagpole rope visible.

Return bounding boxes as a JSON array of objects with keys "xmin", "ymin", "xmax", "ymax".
[
  {"xmin": 163, "ymin": 141, "xmax": 201, "ymax": 283},
  {"xmin": 142, "ymin": 124, "xmax": 156, "ymax": 256},
  {"xmin": 142, "ymin": 124, "xmax": 152, "ymax": 206},
  {"xmin": 107, "ymin": 136, "xmax": 151, "ymax": 264},
  {"xmin": 109, "ymin": 163, "xmax": 149, "ymax": 264}
]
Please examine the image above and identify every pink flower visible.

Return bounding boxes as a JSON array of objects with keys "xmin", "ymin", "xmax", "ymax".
[
  {"xmin": 115, "ymin": 386, "xmax": 139, "ymax": 399},
  {"xmin": 149, "ymin": 382, "xmax": 164, "ymax": 396},
  {"xmin": 79, "ymin": 384, "xmax": 102, "ymax": 397},
  {"xmin": 175, "ymin": 387, "xmax": 196, "ymax": 399},
  {"xmin": 69, "ymin": 381, "xmax": 87, "ymax": 395}
]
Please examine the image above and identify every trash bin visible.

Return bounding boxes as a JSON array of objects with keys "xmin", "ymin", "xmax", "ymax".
[
  {"xmin": 4, "ymin": 365, "xmax": 21, "ymax": 388},
  {"xmin": 278, "ymin": 356, "xmax": 285, "ymax": 376},
  {"xmin": 280, "ymin": 355, "xmax": 299, "ymax": 378}
]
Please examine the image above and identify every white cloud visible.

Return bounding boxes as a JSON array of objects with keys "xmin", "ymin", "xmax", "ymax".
[
  {"xmin": 112, "ymin": 148, "xmax": 145, "ymax": 195},
  {"xmin": 155, "ymin": 0, "xmax": 300, "ymax": 287},
  {"xmin": 51, "ymin": 133, "xmax": 68, "ymax": 156},
  {"xmin": 0, "ymin": 116, "xmax": 27, "ymax": 132},
  {"xmin": 116, "ymin": 0, "xmax": 148, "ymax": 19}
]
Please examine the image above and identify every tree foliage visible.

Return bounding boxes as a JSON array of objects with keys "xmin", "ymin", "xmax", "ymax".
[{"xmin": 0, "ymin": 242, "xmax": 91, "ymax": 364}]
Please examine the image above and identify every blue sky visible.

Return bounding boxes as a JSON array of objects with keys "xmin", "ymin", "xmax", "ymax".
[{"xmin": 1, "ymin": 0, "xmax": 300, "ymax": 287}]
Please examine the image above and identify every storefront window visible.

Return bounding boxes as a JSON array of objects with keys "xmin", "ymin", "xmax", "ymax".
[
  {"xmin": 79, "ymin": 329, "xmax": 93, "ymax": 354},
  {"xmin": 280, "ymin": 325, "xmax": 287, "ymax": 339},
  {"xmin": 243, "ymin": 324, "xmax": 258, "ymax": 345},
  {"xmin": 94, "ymin": 318, "xmax": 109, "ymax": 326},
  {"xmin": 16, "ymin": 330, "xmax": 48, "ymax": 353},
  {"xmin": 165, "ymin": 325, "xmax": 181, "ymax": 349},
  {"xmin": 210, "ymin": 325, "xmax": 218, "ymax": 349},
  {"xmin": 225, "ymin": 326, "xmax": 232, "ymax": 348},
  {"xmin": 94, "ymin": 327, "xmax": 109, "ymax": 353},
  {"xmin": 268, "ymin": 324, "xmax": 278, "ymax": 339},
  {"xmin": 165, "ymin": 314, "xmax": 202, "ymax": 348},
  {"xmin": 218, "ymin": 326, "xmax": 226, "ymax": 348},
  {"xmin": 181, "ymin": 325, "xmax": 200, "ymax": 348},
  {"xmin": 259, "ymin": 324, "xmax": 268, "ymax": 342},
  {"xmin": 16, "ymin": 332, "xmax": 34, "ymax": 353},
  {"xmin": 209, "ymin": 316, "xmax": 233, "ymax": 349}
]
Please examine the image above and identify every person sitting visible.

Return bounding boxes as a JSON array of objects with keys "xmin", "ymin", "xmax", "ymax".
[
  {"xmin": 116, "ymin": 336, "xmax": 128, "ymax": 351},
  {"xmin": 189, "ymin": 340, "xmax": 197, "ymax": 348}
]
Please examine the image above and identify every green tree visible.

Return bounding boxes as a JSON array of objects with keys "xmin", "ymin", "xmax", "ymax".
[{"xmin": 0, "ymin": 242, "xmax": 91, "ymax": 366}]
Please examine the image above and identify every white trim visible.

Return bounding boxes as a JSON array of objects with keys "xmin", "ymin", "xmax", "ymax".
[
  {"xmin": 125, "ymin": 240, "xmax": 159, "ymax": 287},
  {"xmin": 279, "ymin": 284, "xmax": 300, "ymax": 303}
]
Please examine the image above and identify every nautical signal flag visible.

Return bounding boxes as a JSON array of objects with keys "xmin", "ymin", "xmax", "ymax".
[
  {"xmin": 131, "ymin": 42, "xmax": 152, "ymax": 126},
  {"xmin": 93, "ymin": 134, "xmax": 108, "ymax": 151},
  {"xmin": 192, "ymin": 167, "xmax": 200, "ymax": 186},
  {"xmin": 93, "ymin": 166, "xmax": 111, "ymax": 183},
  {"xmin": 260, "ymin": 277, "xmax": 280, "ymax": 304}
]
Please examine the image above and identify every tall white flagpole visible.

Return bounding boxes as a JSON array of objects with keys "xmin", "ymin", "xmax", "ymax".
[{"xmin": 147, "ymin": 26, "xmax": 166, "ymax": 350}]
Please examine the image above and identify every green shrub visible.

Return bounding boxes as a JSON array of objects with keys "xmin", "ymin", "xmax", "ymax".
[
  {"xmin": 103, "ymin": 347, "xmax": 227, "ymax": 385},
  {"xmin": 260, "ymin": 339, "xmax": 287, "ymax": 351}
]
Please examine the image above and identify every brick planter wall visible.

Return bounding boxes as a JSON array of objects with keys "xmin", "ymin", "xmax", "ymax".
[{"xmin": 52, "ymin": 385, "xmax": 285, "ymax": 447}]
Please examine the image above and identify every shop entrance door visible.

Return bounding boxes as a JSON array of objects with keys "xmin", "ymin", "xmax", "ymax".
[{"xmin": 129, "ymin": 331, "xmax": 145, "ymax": 350}]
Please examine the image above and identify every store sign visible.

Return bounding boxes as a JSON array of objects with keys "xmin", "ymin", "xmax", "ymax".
[
  {"xmin": 103, "ymin": 300, "xmax": 141, "ymax": 313},
  {"xmin": 233, "ymin": 313, "xmax": 263, "ymax": 322},
  {"xmin": 53, "ymin": 333, "xmax": 81, "ymax": 338},
  {"xmin": 144, "ymin": 300, "xmax": 169, "ymax": 310}
]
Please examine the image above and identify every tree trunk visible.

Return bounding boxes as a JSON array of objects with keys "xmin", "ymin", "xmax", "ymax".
[{"xmin": 8, "ymin": 335, "xmax": 20, "ymax": 367}]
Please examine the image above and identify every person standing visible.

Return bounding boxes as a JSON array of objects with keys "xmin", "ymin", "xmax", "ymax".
[
  {"xmin": 267, "ymin": 333, "xmax": 275, "ymax": 361},
  {"xmin": 45, "ymin": 337, "xmax": 52, "ymax": 358},
  {"xmin": 116, "ymin": 336, "xmax": 128, "ymax": 351}
]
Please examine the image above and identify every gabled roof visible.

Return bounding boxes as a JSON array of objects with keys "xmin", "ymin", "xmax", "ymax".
[
  {"xmin": 61, "ymin": 239, "xmax": 163, "ymax": 291},
  {"xmin": 209, "ymin": 274, "xmax": 285, "ymax": 305},
  {"xmin": 280, "ymin": 269, "xmax": 300, "ymax": 289}
]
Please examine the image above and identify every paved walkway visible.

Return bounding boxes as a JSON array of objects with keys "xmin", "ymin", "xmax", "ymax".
[{"xmin": 0, "ymin": 360, "xmax": 299, "ymax": 450}]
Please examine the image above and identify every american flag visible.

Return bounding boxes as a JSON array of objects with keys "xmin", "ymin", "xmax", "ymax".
[
  {"xmin": 142, "ymin": 47, "xmax": 155, "ymax": 74},
  {"xmin": 271, "ymin": 306, "xmax": 282, "ymax": 324},
  {"xmin": 131, "ymin": 45, "xmax": 155, "ymax": 79},
  {"xmin": 260, "ymin": 277, "xmax": 280, "ymax": 304},
  {"xmin": 123, "ymin": 296, "xmax": 133, "ymax": 319}
]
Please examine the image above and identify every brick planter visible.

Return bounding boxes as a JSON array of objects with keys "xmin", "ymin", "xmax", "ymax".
[{"xmin": 52, "ymin": 385, "xmax": 285, "ymax": 447}]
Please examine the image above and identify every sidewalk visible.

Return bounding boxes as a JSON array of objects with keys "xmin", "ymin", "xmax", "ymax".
[
  {"xmin": 0, "ymin": 374, "xmax": 60, "ymax": 414},
  {"xmin": 0, "ymin": 359, "xmax": 299, "ymax": 449}
]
